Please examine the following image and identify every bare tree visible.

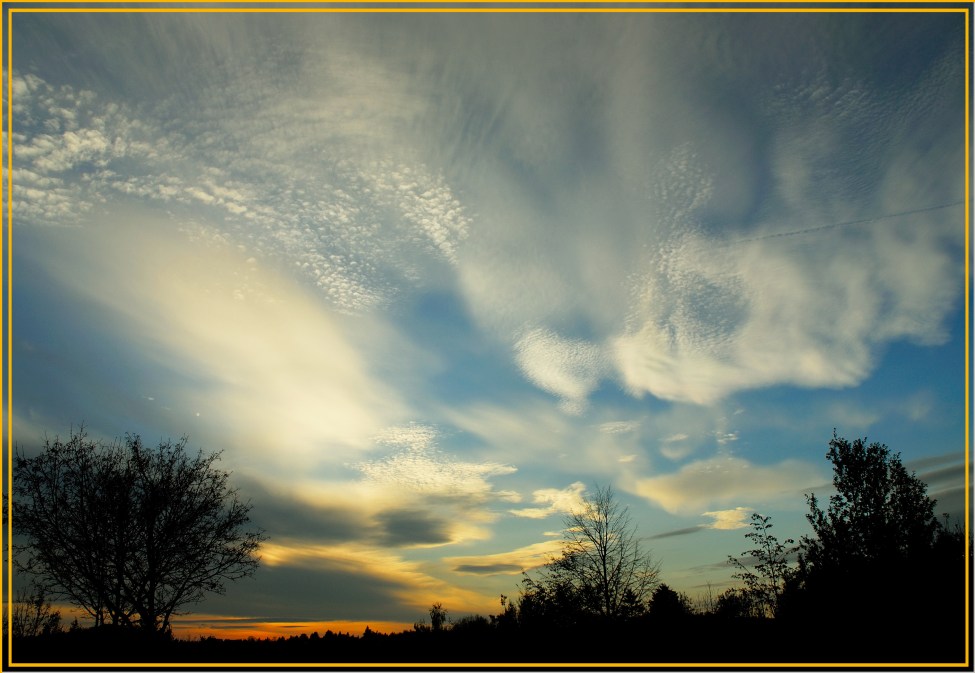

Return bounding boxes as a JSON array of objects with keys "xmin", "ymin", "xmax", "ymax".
[
  {"xmin": 13, "ymin": 427, "xmax": 265, "ymax": 635},
  {"xmin": 522, "ymin": 485, "xmax": 660, "ymax": 622},
  {"xmin": 5, "ymin": 584, "xmax": 63, "ymax": 639}
]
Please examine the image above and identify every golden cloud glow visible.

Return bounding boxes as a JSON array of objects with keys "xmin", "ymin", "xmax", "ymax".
[
  {"xmin": 444, "ymin": 539, "xmax": 565, "ymax": 576},
  {"xmin": 33, "ymin": 211, "xmax": 409, "ymax": 470},
  {"xmin": 701, "ymin": 507, "xmax": 753, "ymax": 530},
  {"xmin": 255, "ymin": 540, "xmax": 500, "ymax": 615}
]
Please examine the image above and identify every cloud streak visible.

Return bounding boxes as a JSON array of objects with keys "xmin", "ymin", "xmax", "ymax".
[{"xmin": 627, "ymin": 456, "xmax": 825, "ymax": 515}]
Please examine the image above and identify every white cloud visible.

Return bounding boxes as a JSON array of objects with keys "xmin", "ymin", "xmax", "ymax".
[
  {"xmin": 442, "ymin": 400, "xmax": 641, "ymax": 480},
  {"xmin": 715, "ymin": 432, "xmax": 739, "ymax": 446},
  {"xmin": 598, "ymin": 420, "xmax": 641, "ymax": 435},
  {"xmin": 660, "ymin": 432, "xmax": 694, "ymax": 461},
  {"xmin": 701, "ymin": 507, "xmax": 752, "ymax": 530},
  {"xmin": 28, "ymin": 213, "xmax": 409, "ymax": 471},
  {"xmin": 626, "ymin": 456, "xmax": 825, "ymax": 515},
  {"xmin": 373, "ymin": 423, "xmax": 441, "ymax": 453},
  {"xmin": 611, "ymin": 200, "xmax": 959, "ymax": 405},
  {"xmin": 356, "ymin": 430, "xmax": 517, "ymax": 503},
  {"xmin": 514, "ymin": 328, "xmax": 607, "ymax": 414},
  {"xmin": 7, "ymin": 68, "xmax": 471, "ymax": 316},
  {"xmin": 509, "ymin": 481, "xmax": 587, "ymax": 519}
]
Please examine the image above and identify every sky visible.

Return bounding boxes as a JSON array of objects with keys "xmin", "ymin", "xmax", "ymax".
[{"xmin": 2, "ymin": 9, "xmax": 970, "ymax": 639}]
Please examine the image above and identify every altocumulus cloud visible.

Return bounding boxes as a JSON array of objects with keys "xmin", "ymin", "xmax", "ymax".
[
  {"xmin": 509, "ymin": 481, "xmax": 587, "ymax": 519},
  {"xmin": 356, "ymin": 424, "xmax": 519, "ymax": 504}
]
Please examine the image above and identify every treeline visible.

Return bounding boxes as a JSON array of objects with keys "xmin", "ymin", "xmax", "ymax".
[{"xmin": 5, "ymin": 432, "xmax": 971, "ymax": 665}]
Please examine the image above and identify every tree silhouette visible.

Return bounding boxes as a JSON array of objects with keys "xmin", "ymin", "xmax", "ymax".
[
  {"xmin": 728, "ymin": 513, "xmax": 796, "ymax": 618},
  {"xmin": 429, "ymin": 602, "xmax": 449, "ymax": 632},
  {"xmin": 712, "ymin": 587, "xmax": 757, "ymax": 619},
  {"xmin": 13, "ymin": 427, "xmax": 265, "ymax": 635},
  {"xmin": 5, "ymin": 584, "xmax": 63, "ymax": 639},
  {"xmin": 519, "ymin": 485, "xmax": 660, "ymax": 624},
  {"xmin": 647, "ymin": 583, "xmax": 691, "ymax": 618},
  {"xmin": 786, "ymin": 432, "xmax": 948, "ymax": 625},
  {"xmin": 803, "ymin": 433, "xmax": 938, "ymax": 571}
]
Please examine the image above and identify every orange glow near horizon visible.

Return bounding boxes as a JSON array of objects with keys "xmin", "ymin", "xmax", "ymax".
[
  {"xmin": 171, "ymin": 619, "xmax": 417, "ymax": 641},
  {"xmin": 42, "ymin": 605, "xmax": 417, "ymax": 642}
]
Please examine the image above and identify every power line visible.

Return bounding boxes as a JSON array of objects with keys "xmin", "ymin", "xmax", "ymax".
[{"xmin": 722, "ymin": 200, "xmax": 966, "ymax": 248}]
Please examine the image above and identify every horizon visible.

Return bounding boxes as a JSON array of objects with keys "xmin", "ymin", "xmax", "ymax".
[{"xmin": 3, "ymin": 8, "xmax": 969, "ymax": 644}]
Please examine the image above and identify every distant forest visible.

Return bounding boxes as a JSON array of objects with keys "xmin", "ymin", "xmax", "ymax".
[{"xmin": 5, "ymin": 432, "xmax": 970, "ymax": 666}]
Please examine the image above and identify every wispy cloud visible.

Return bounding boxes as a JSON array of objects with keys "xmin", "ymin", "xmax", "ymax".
[
  {"xmin": 445, "ymin": 540, "xmax": 565, "ymax": 576},
  {"xmin": 649, "ymin": 525, "xmax": 704, "ymax": 540},
  {"xmin": 26, "ymin": 215, "xmax": 409, "ymax": 470},
  {"xmin": 6, "ymin": 66, "xmax": 471, "ymax": 315},
  {"xmin": 6, "ymin": 13, "xmax": 964, "ymax": 630},
  {"xmin": 626, "ymin": 456, "xmax": 825, "ymax": 515},
  {"xmin": 247, "ymin": 540, "xmax": 500, "ymax": 617}
]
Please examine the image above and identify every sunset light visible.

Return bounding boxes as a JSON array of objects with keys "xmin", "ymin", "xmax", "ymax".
[{"xmin": 2, "ymin": 5, "xmax": 969, "ymax": 667}]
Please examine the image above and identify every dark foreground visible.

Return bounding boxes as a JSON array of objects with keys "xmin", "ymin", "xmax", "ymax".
[{"xmin": 7, "ymin": 612, "xmax": 971, "ymax": 668}]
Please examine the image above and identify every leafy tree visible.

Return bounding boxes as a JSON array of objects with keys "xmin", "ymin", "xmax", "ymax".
[
  {"xmin": 803, "ymin": 433, "xmax": 938, "ymax": 571},
  {"xmin": 429, "ymin": 602, "xmax": 449, "ymax": 632},
  {"xmin": 788, "ymin": 432, "xmax": 944, "ymax": 621},
  {"xmin": 712, "ymin": 587, "xmax": 757, "ymax": 619},
  {"xmin": 519, "ymin": 485, "xmax": 660, "ymax": 624},
  {"xmin": 12, "ymin": 427, "xmax": 265, "ymax": 635},
  {"xmin": 647, "ymin": 583, "xmax": 692, "ymax": 618},
  {"xmin": 728, "ymin": 513, "xmax": 796, "ymax": 618},
  {"xmin": 489, "ymin": 594, "xmax": 518, "ymax": 630}
]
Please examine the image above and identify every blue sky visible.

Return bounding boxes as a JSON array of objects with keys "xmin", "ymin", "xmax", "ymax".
[{"xmin": 3, "ymin": 10, "xmax": 969, "ymax": 636}]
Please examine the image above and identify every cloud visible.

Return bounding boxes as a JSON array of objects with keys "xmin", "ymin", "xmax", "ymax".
[
  {"xmin": 355, "ymin": 431, "xmax": 517, "ymax": 503},
  {"xmin": 649, "ymin": 526, "xmax": 704, "ymax": 540},
  {"xmin": 509, "ymin": 481, "xmax": 587, "ymax": 519},
  {"xmin": 8, "ymin": 15, "xmax": 965, "ymax": 431},
  {"xmin": 660, "ymin": 432, "xmax": 694, "ymax": 461},
  {"xmin": 597, "ymin": 421, "xmax": 641, "ymax": 435},
  {"xmin": 373, "ymin": 423, "xmax": 440, "ymax": 452},
  {"xmin": 202, "ymin": 562, "xmax": 413, "ymax": 622},
  {"xmin": 373, "ymin": 509, "xmax": 454, "ymax": 548},
  {"xmin": 714, "ymin": 432, "xmax": 739, "ymax": 446},
  {"xmin": 6, "ymin": 66, "xmax": 471, "ymax": 315},
  {"xmin": 604, "ymin": 43, "xmax": 963, "ymax": 406},
  {"xmin": 241, "ymin": 478, "xmax": 370, "ymax": 545},
  {"xmin": 701, "ymin": 507, "xmax": 753, "ymax": 530},
  {"xmin": 443, "ymin": 23, "xmax": 960, "ymax": 409},
  {"xmin": 441, "ymin": 400, "xmax": 589, "ymax": 472},
  {"xmin": 446, "ymin": 540, "xmax": 565, "ymax": 576},
  {"xmin": 513, "ymin": 328, "xmax": 607, "ymax": 414},
  {"xmin": 451, "ymin": 563, "xmax": 523, "ymax": 575},
  {"xmin": 221, "ymin": 539, "xmax": 500, "ymax": 619},
  {"xmin": 626, "ymin": 456, "xmax": 825, "ymax": 515},
  {"xmin": 24, "ymin": 213, "xmax": 409, "ymax": 471}
]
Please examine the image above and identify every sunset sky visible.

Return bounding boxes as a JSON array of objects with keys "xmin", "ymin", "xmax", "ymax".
[{"xmin": 3, "ymin": 9, "xmax": 969, "ymax": 639}]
